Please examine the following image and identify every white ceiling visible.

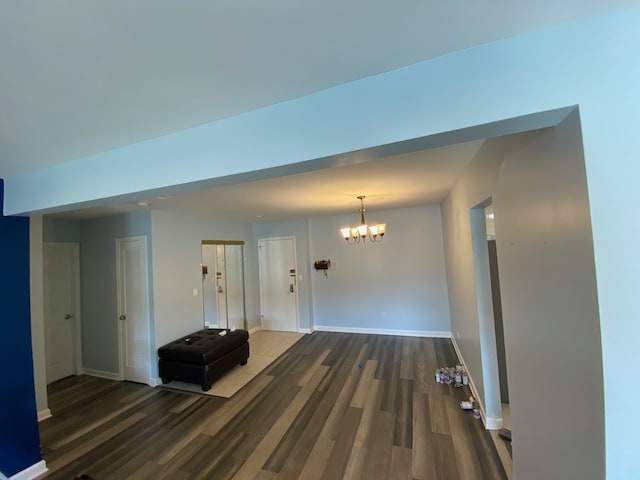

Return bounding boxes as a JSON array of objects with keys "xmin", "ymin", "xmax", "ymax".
[{"xmin": 1, "ymin": 1, "xmax": 633, "ymax": 219}]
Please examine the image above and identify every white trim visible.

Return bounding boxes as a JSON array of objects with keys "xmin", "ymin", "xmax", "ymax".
[
  {"xmin": 484, "ymin": 415, "xmax": 503, "ymax": 430},
  {"xmin": 37, "ymin": 409, "xmax": 51, "ymax": 422},
  {"xmin": 149, "ymin": 377, "xmax": 162, "ymax": 387},
  {"xmin": 314, "ymin": 325, "xmax": 451, "ymax": 338},
  {"xmin": 83, "ymin": 368, "xmax": 121, "ymax": 381},
  {"xmin": 297, "ymin": 328, "xmax": 312, "ymax": 334},
  {"xmin": 249, "ymin": 325, "xmax": 262, "ymax": 335},
  {"xmin": 2, "ymin": 460, "xmax": 47, "ymax": 480},
  {"xmin": 451, "ymin": 336, "xmax": 503, "ymax": 431}
]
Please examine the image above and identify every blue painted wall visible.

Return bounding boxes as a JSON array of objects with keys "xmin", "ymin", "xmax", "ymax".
[{"xmin": 0, "ymin": 179, "xmax": 42, "ymax": 476}]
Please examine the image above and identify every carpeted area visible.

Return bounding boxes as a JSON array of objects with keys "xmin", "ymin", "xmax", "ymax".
[{"xmin": 159, "ymin": 330, "xmax": 305, "ymax": 398}]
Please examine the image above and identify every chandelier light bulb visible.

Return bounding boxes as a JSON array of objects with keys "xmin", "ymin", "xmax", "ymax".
[{"xmin": 339, "ymin": 196, "xmax": 386, "ymax": 244}]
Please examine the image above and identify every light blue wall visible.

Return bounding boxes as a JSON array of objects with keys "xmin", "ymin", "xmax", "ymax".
[
  {"xmin": 151, "ymin": 210, "xmax": 256, "ymax": 372},
  {"xmin": 3, "ymin": 8, "xmax": 640, "ymax": 476},
  {"xmin": 79, "ymin": 211, "xmax": 153, "ymax": 373},
  {"xmin": 253, "ymin": 218, "xmax": 313, "ymax": 332},
  {"xmin": 309, "ymin": 205, "xmax": 450, "ymax": 334}
]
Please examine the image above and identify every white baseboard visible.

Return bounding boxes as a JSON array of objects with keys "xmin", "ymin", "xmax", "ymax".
[
  {"xmin": 451, "ymin": 336, "xmax": 503, "ymax": 431},
  {"xmin": 297, "ymin": 328, "xmax": 312, "ymax": 334},
  {"xmin": 248, "ymin": 326, "xmax": 262, "ymax": 335},
  {"xmin": 37, "ymin": 409, "xmax": 51, "ymax": 422},
  {"xmin": 314, "ymin": 325, "xmax": 451, "ymax": 338},
  {"xmin": 149, "ymin": 377, "xmax": 162, "ymax": 387},
  {"xmin": 484, "ymin": 415, "xmax": 503, "ymax": 430},
  {"xmin": 2, "ymin": 460, "xmax": 47, "ymax": 480},
  {"xmin": 83, "ymin": 368, "xmax": 121, "ymax": 381}
]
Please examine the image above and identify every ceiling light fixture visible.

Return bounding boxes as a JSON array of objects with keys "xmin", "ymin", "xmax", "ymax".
[{"xmin": 340, "ymin": 196, "xmax": 386, "ymax": 244}]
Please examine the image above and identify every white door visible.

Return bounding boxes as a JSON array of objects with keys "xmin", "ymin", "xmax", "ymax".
[
  {"xmin": 258, "ymin": 237, "xmax": 298, "ymax": 332},
  {"xmin": 43, "ymin": 243, "xmax": 80, "ymax": 384},
  {"xmin": 116, "ymin": 236, "xmax": 151, "ymax": 384}
]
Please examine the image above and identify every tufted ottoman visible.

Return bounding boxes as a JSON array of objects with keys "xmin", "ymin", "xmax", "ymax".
[{"xmin": 158, "ymin": 328, "xmax": 249, "ymax": 391}]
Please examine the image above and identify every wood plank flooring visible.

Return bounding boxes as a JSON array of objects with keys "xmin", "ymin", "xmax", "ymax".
[{"xmin": 39, "ymin": 332, "xmax": 507, "ymax": 479}]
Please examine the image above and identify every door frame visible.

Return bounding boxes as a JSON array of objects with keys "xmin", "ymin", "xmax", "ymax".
[
  {"xmin": 201, "ymin": 240, "xmax": 247, "ymax": 330},
  {"xmin": 43, "ymin": 242, "xmax": 83, "ymax": 378},
  {"xmin": 258, "ymin": 236, "xmax": 300, "ymax": 332},
  {"xmin": 470, "ymin": 200, "xmax": 504, "ymax": 430},
  {"xmin": 115, "ymin": 235, "xmax": 152, "ymax": 384}
]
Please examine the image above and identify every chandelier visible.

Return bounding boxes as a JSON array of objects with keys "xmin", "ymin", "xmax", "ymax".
[{"xmin": 340, "ymin": 196, "xmax": 386, "ymax": 244}]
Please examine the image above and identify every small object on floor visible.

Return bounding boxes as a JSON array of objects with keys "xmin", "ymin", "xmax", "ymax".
[
  {"xmin": 358, "ymin": 362, "xmax": 363, "ymax": 368},
  {"xmin": 219, "ymin": 330, "xmax": 227, "ymax": 336},
  {"xmin": 498, "ymin": 428, "xmax": 512, "ymax": 441},
  {"xmin": 473, "ymin": 408, "xmax": 482, "ymax": 419},
  {"xmin": 460, "ymin": 400, "xmax": 473, "ymax": 410}
]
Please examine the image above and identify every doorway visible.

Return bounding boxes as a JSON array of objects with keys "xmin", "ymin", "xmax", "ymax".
[
  {"xmin": 470, "ymin": 200, "xmax": 509, "ymax": 431},
  {"xmin": 116, "ymin": 236, "xmax": 151, "ymax": 384},
  {"xmin": 201, "ymin": 240, "xmax": 246, "ymax": 330},
  {"xmin": 258, "ymin": 236, "xmax": 299, "ymax": 332},
  {"xmin": 43, "ymin": 243, "xmax": 81, "ymax": 384},
  {"xmin": 485, "ymin": 205, "xmax": 510, "ymax": 430}
]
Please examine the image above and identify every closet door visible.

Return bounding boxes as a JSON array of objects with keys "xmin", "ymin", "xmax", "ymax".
[
  {"xmin": 201, "ymin": 241, "xmax": 246, "ymax": 330},
  {"xmin": 116, "ymin": 236, "xmax": 151, "ymax": 384}
]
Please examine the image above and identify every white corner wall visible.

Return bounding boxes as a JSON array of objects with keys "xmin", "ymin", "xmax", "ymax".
[
  {"xmin": 28, "ymin": 215, "xmax": 48, "ymax": 418},
  {"xmin": 442, "ymin": 112, "xmax": 604, "ymax": 479}
]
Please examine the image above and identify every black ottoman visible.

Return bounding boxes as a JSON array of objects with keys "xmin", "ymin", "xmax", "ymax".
[{"xmin": 158, "ymin": 328, "xmax": 249, "ymax": 391}]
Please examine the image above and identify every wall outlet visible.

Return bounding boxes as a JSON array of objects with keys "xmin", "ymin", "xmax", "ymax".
[{"xmin": 192, "ymin": 287, "xmax": 198, "ymax": 297}]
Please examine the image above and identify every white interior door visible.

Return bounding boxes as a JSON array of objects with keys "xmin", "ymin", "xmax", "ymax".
[
  {"xmin": 258, "ymin": 237, "xmax": 298, "ymax": 332},
  {"xmin": 44, "ymin": 243, "xmax": 80, "ymax": 384},
  {"xmin": 116, "ymin": 236, "xmax": 151, "ymax": 384}
]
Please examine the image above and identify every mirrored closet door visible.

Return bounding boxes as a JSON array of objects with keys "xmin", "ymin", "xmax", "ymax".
[{"xmin": 201, "ymin": 240, "xmax": 246, "ymax": 330}]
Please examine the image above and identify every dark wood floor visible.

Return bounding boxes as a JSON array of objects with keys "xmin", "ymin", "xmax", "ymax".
[{"xmin": 39, "ymin": 332, "xmax": 507, "ymax": 479}]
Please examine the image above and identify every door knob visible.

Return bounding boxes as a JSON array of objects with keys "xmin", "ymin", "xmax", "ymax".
[
  {"xmin": 64, "ymin": 314, "xmax": 72, "ymax": 319},
  {"xmin": 119, "ymin": 315, "xmax": 127, "ymax": 321}
]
